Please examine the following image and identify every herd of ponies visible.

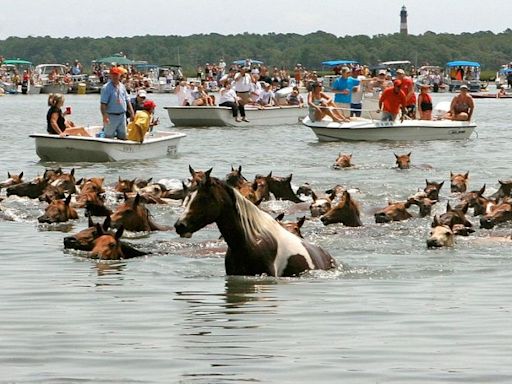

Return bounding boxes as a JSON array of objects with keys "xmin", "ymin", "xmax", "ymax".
[{"xmin": 0, "ymin": 151, "xmax": 511, "ymax": 277}]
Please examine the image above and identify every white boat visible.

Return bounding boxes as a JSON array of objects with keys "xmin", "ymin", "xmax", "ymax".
[
  {"xmin": 164, "ymin": 105, "xmax": 306, "ymax": 127},
  {"xmin": 34, "ymin": 64, "xmax": 70, "ymax": 94},
  {"xmin": 302, "ymin": 116, "xmax": 476, "ymax": 142},
  {"xmin": 30, "ymin": 126, "xmax": 186, "ymax": 162}
]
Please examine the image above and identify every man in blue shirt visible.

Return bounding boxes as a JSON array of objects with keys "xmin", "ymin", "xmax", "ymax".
[
  {"xmin": 100, "ymin": 67, "xmax": 134, "ymax": 139},
  {"xmin": 332, "ymin": 66, "xmax": 360, "ymax": 118}
]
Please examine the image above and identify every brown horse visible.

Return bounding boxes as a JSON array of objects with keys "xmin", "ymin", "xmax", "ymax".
[
  {"xmin": 174, "ymin": 170, "xmax": 337, "ymax": 277},
  {"xmin": 424, "ymin": 180, "xmax": 444, "ymax": 201},
  {"xmin": 275, "ymin": 213, "xmax": 306, "ymax": 238},
  {"xmin": 110, "ymin": 193, "xmax": 170, "ymax": 232},
  {"xmin": 394, "ymin": 152, "xmax": 411, "ymax": 169},
  {"xmin": 0, "ymin": 171, "xmax": 24, "ymax": 189},
  {"xmin": 320, "ymin": 190, "xmax": 362, "ymax": 227},
  {"xmin": 6, "ymin": 176, "xmax": 48, "ymax": 199},
  {"xmin": 225, "ymin": 165, "xmax": 262, "ymax": 205},
  {"xmin": 480, "ymin": 200, "xmax": 512, "ymax": 229},
  {"xmin": 438, "ymin": 201, "xmax": 473, "ymax": 229},
  {"xmin": 427, "ymin": 216, "xmax": 455, "ymax": 248},
  {"xmin": 63, "ymin": 215, "xmax": 148, "ymax": 257},
  {"xmin": 333, "ymin": 153, "xmax": 353, "ymax": 169},
  {"xmin": 489, "ymin": 179, "xmax": 512, "ymax": 200},
  {"xmin": 188, "ymin": 165, "xmax": 207, "ymax": 190},
  {"xmin": 38, "ymin": 195, "xmax": 78, "ymax": 224},
  {"xmin": 162, "ymin": 181, "xmax": 189, "ymax": 201},
  {"xmin": 266, "ymin": 172, "xmax": 303, "ymax": 203},
  {"xmin": 77, "ymin": 177, "xmax": 105, "ymax": 195},
  {"xmin": 407, "ymin": 191, "xmax": 436, "ymax": 217},
  {"xmin": 374, "ymin": 201, "xmax": 412, "ymax": 223},
  {"xmin": 115, "ymin": 177, "xmax": 136, "ymax": 193},
  {"xmin": 450, "ymin": 171, "xmax": 469, "ymax": 193},
  {"xmin": 460, "ymin": 185, "xmax": 492, "ymax": 216},
  {"xmin": 309, "ymin": 191, "xmax": 333, "ymax": 218},
  {"xmin": 90, "ymin": 226, "xmax": 126, "ymax": 260},
  {"xmin": 296, "ymin": 182, "xmax": 314, "ymax": 197}
]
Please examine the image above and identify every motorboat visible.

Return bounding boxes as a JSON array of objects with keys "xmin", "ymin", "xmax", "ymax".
[
  {"xmin": 414, "ymin": 65, "xmax": 447, "ymax": 93},
  {"xmin": 445, "ymin": 61, "xmax": 481, "ymax": 92},
  {"xmin": 164, "ymin": 105, "xmax": 306, "ymax": 127},
  {"xmin": 302, "ymin": 102, "xmax": 476, "ymax": 142},
  {"xmin": 34, "ymin": 64, "xmax": 70, "ymax": 94},
  {"xmin": 30, "ymin": 126, "xmax": 186, "ymax": 162},
  {"xmin": 471, "ymin": 91, "xmax": 512, "ymax": 99}
]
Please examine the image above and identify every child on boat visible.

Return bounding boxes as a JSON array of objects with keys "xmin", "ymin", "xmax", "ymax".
[{"xmin": 127, "ymin": 100, "xmax": 159, "ymax": 142}]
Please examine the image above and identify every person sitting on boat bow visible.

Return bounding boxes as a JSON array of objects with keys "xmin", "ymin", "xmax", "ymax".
[
  {"xmin": 286, "ymin": 86, "xmax": 305, "ymax": 107},
  {"xmin": 444, "ymin": 84, "xmax": 474, "ymax": 121},
  {"xmin": 46, "ymin": 93, "xmax": 89, "ymax": 137},
  {"xmin": 218, "ymin": 82, "xmax": 248, "ymax": 122},
  {"xmin": 308, "ymin": 82, "xmax": 348, "ymax": 123},
  {"xmin": 378, "ymin": 79, "xmax": 407, "ymax": 122},
  {"xmin": 127, "ymin": 100, "xmax": 158, "ymax": 143},
  {"xmin": 256, "ymin": 83, "xmax": 277, "ymax": 107}
]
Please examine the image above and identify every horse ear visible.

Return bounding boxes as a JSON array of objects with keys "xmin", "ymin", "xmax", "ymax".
[
  {"xmin": 133, "ymin": 193, "xmax": 141, "ymax": 207},
  {"xmin": 7, "ymin": 171, "xmax": 11, "ymax": 178},
  {"xmin": 432, "ymin": 215, "xmax": 440, "ymax": 227},
  {"xmin": 479, "ymin": 184, "xmax": 486, "ymax": 196},
  {"xmin": 464, "ymin": 171, "xmax": 469, "ymax": 179},
  {"xmin": 115, "ymin": 225, "xmax": 124, "ymax": 240},
  {"xmin": 311, "ymin": 191, "xmax": 318, "ymax": 201},
  {"xmin": 19, "ymin": 171, "xmax": 23, "ymax": 179},
  {"xmin": 349, "ymin": 153, "xmax": 352, "ymax": 158},
  {"xmin": 189, "ymin": 165, "xmax": 196, "ymax": 176},
  {"xmin": 297, "ymin": 216, "xmax": 306, "ymax": 228},
  {"xmin": 181, "ymin": 181, "xmax": 188, "ymax": 191},
  {"xmin": 407, "ymin": 152, "xmax": 411, "ymax": 157},
  {"xmin": 425, "ymin": 179, "xmax": 429, "ymax": 185},
  {"xmin": 95, "ymin": 222, "xmax": 105, "ymax": 236},
  {"xmin": 446, "ymin": 201, "xmax": 452, "ymax": 211},
  {"xmin": 64, "ymin": 194, "xmax": 72, "ymax": 206},
  {"xmin": 238, "ymin": 165, "xmax": 242, "ymax": 173},
  {"xmin": 394, "ymin": 153, "xmax": 399, "ymax": 159},
  {"xmin": 344, "ymin": 191, "xmax": 351, "ymax": 201},
  {"xmin": 119, "ymin": 176, "xmax": 122, "ymax": 182},
  {"xmin": 499, "ymin": 179, "xmax": 504, "ymax": 186},
  {"xmin": 267, "ymin": 171, "xmax": 272, "ymax": 178},
  {"xmin": 287, "ymin": 174, "xmax": 293, "ymax": 182},
  {"xmin": 438, "ymin": 181, "xmax": 444, "ymax": 189},
  {"xmin": 461, "ymin": 202, "xmax": 469, "ymax": 214},
  {"xmin": 275, "ymin": 212, "xmax": 285, "ymax": 221},
  {"xmin": 450, "ymin": 171, "xmax": 453, "ymax": 177},
  {"xmin": 88, "ymin": 214, "xmax": 94, "ymax": 227},
  {"xmin": 70, "ymin": 168, "xmax": 75, "ymax": 177},
  {"xmin": 103, "ymin": 216, "xmax": 111, "ymax": 231},
  {"xmin": 147, "ymin": 177, "xmax": 153, "ymax": 184},
  {"xmin": 75, "ymin": 177, "xmax": 83, "ymax": 185}
]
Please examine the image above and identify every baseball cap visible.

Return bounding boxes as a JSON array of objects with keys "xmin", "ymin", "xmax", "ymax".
[
  {"xmin": 110, "ymin": 66, "xmax": 123, "ymax": 75},
  {"xmin": 396, "ymin": 69, "xmax": 406, "ymax": 74},
  {"xmin": 137, "ymin": 89, "xmax": 147, "ymax": 98},
  {"xmin": 378, "ymin": 69, "xmax": 387, "ymax": 75},
  {"xmin": 341, "ymin": 66, "xmax": 350, "ymax": 73},
  {"xmin": 459, "ymin": 84, "xmax": 469, "ymax": 90},
  {"xmin": 393, "ymin": 79, "xmax": 402, "ymax": 87},
  {"xmin": 143, "ymin": 100, "xmax": 156, "ymax": 110}
]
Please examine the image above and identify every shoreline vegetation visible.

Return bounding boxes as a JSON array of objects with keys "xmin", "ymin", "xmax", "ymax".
[{"xmin": 2, "ymin": 30, "xmax": 512, "ymax": 79}]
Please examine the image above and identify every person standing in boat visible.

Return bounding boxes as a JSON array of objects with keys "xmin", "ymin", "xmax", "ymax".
[
  {"xmin": 332, "ymin": 66, "xmax": 359, "ymax": 119},
  {"xmin": 100, "ymin": 66, "xmax": 134, "ymax": 140},
  {"xmin": 417, "ymin": 84, "xmax": 433, "ymax": 120},
  {"xmin": 395, "ymin": 69, "xmax": 416, "ymax": 119},
  {"xmin": 378, "ymin": 79, "xmax": 407, "ymax": 122}
]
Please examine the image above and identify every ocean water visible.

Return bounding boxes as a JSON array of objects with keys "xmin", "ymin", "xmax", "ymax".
[{"xmin": 0, "ymin": 91, "xmax": 512, "ymax": 383}]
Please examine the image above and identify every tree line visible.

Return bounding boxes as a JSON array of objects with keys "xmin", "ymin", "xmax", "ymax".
[{"xmin": 1, "ymin": 30, "xmax": 511, "ymax": 76}]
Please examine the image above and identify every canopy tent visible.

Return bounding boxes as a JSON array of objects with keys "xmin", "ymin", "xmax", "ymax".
[
  {"xmin": 93, "ymin": 54, "xmax": 136, "ymax": 65},
  {"xmin": 2, "ymin": 59, "xmax": 32, "ymax": 65},
  {"xmin": 446, "ymin": 61, "xmax": 480, "ymax": 67},
  {"xmin": 321, "ymin": 60, "xmax": 358, "ymax": 67},
  {"xmin": 498, "ymin": 68, "xmax": 512, "ymax": 74},
  {"xmin": 232, "ymin": 59, "xmax": 263, "ymax": 66}
]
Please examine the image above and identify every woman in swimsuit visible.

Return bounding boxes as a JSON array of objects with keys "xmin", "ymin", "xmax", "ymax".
[
  {"xmin": 307, "ymin": 82, "xmax": 349, "ymax": 123},
  {"xmin": 417, "ymin": 84, "xmax": 433, "ymax": 120},
  {"xmin": 446, "ymin": 85, "xmax": 474, "ymax": 121}
]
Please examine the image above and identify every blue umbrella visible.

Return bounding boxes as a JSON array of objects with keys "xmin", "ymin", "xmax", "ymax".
[{"xmin": 321, "ymin": 60, "xmax": 358, "ymax": 67}]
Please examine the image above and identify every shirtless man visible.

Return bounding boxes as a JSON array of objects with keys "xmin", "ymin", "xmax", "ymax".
[{"xmin": 446, "ymin": 84, "xmax": 474, "ymax": 121}]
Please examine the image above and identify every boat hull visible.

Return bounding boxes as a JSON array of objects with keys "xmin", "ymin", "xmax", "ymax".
[
  {"xmin": 30, "ymin": 127, "xmax": 186, "ymax": 162},
  {"xmin": 41, "ymin": 84, "xmax": 69, "ymax": 94},
  {"xmin": 303, "ymin": 117, "xmax": 476, "ymax": 142},
  {"xmin": 164, "ymin": 105, "xmax": 306, "ymax": 127}
]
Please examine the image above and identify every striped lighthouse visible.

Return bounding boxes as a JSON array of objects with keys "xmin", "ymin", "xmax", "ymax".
[{"xmin": 400, "ymin": 5, "xmax": 408, "ymax": 35}]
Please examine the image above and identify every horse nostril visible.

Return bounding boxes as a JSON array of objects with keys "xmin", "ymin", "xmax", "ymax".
[{"xmin": 426, "ymin": 239, "xmax": 440, "ymax": 248}]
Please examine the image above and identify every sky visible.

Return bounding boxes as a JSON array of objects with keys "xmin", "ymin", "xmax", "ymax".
[{"xmin": 0, "ymin": 0, "xmax": 510, "ymax": 39}]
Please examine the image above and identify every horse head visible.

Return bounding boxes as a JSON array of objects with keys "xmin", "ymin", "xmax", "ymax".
[
  {"xmin": 90, "ymin": 226, "xmax": 125, "ymax": 260},
  {"xmin": 427, "ymin": 215, "xmax": 455, "ymax": 248},
  {"xmin": 374, "ymin": 201, "xmax": 412, "ymax": 223},
  {"xmin": 38, "ymin": 194, "xmax": 78, "ymax": 224},
  {"xmin": 333, "ymin": 153, "xmax": 353, "ymax": 169},
  {"xmin": 63, "ymin": 215, "xmax": 111, "ymax": 251},
  {"xmin": 0, "ymin": 171, "xmax": 24, "ymax": 189},
  {"xmin": 424, "ymin": 179, "xmax": 444, "ymax": 201},
  {"xmin": 394, "ymin": 152, "xmax": 411, "ymax": 169},
  {"xmin": 275, "ymin": 213, "xmax": 306, "ymax": 238},
  {"xmin": 480, "ymin": 201, "xmax": 512, "ymax": 229},
  {"xmin": 266, "ymin": 172, "xmax": 302, "ymax": 203},
  {"xmin": 115, "ymin": 177, "xmax": 136, "ymax": 193},
  {"xmin": 450, "ymin": 171, "xmax": 469, "ymax": 193},
  {"xmin": 320, "ymin": 190, "xmax": 362, "ymax": 227}
]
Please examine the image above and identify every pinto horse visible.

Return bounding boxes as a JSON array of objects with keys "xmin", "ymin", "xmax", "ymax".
[
  {"xmin": 174, "ymin": 170, "xmax": 337, "ymax": 277},
  {"xmin": 320, "ymin": 190, "xmax": 362, "ymax": 227}
]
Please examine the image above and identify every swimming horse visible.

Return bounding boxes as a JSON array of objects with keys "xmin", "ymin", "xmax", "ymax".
[{"xmin": 174, "ymin": 169, "xmax": 338, "ymax": 277}]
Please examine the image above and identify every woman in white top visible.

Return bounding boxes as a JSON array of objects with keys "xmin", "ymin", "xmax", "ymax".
[
  {"xmin": 219, "ymin": 83, "xmax": 248, "ymax": 122},
  {"xmin": 175, "ymin": 81, "xmax": 189, "ymax": 106}
]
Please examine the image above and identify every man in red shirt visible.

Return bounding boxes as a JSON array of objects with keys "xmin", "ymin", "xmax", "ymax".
[
  {"xmin": 379, "ymin": 79, "xmax": 407, "ymax": 122},
  {"xmin": 395, "ymin": 68, "xmax": 416, "ymax": 118}
]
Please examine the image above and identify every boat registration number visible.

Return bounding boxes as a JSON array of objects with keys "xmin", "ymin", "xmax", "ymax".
[
  {"xmin": 122, "ymin": 145, "xmax": 135, "ymax": 152},
  {"xmin": 449, "ymin": 129, "xmax": 466, "ymax": 134},
  {"xmin": 167, "ymin": 145, "xmax": 177, "ymax": 156},
  {"xmin": 376, "ymin": 122, "xmax": 394, "ymax": 127}
]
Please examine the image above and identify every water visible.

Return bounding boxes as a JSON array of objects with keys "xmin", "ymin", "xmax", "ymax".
[{"xmin": 1, "ymin": 91, "xmax": 512, "ymax": 383}]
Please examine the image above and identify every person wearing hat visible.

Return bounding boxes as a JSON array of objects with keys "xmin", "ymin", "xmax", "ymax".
[
  {"xmin": 256, "ymin": 82, "xmax": 277, "ymax": 107},
  {"xmin": 233, "ymin": 66, "xmax": 252, "ymax": 108},
  {"xmin": 332, "ymin": 66, "xmax": 359, "ymax": 118},
  {"xmin": 126, "ymin": 99, "xmax": 159, "ymax": 142},
  {"xmin": 395, "ymin": 68, "xmax": 416, "ymax": 119},
  {"xmin": 100, "ymin": 66, "xmax": 134, "ymax": 140},
  {"xmin": 417, "ymin": 84, "xmax": 433, "ymax": 120},
  {"xmin": 378, "ymin": 79, "xmax": 407, "ymax": 122},
  {"xmin": 445, "ymin": 85, "xmax": 474, "ymax": 121},
  {"xmin": 128, "ymin": 89, "xmax": 147, "ymax": 118}
]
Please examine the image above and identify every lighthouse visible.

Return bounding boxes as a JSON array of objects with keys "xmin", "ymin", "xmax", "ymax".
[{"xmin": 400, "ymin": 5, "xmax": 408, "ymax": 35}]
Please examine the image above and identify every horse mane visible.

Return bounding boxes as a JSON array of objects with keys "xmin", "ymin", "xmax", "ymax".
[{"xmin": 226, "ymin": 180, "xmax": 281, "ymax": 243}]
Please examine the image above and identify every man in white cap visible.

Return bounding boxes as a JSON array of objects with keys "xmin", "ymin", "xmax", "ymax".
[
  {"xmin": 128, "ymin": 89, "xmax": 147, "ymax": 116},
  {"xmin": 332, "ymin": 66, "xmax": 359, "ymax": 118}
]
